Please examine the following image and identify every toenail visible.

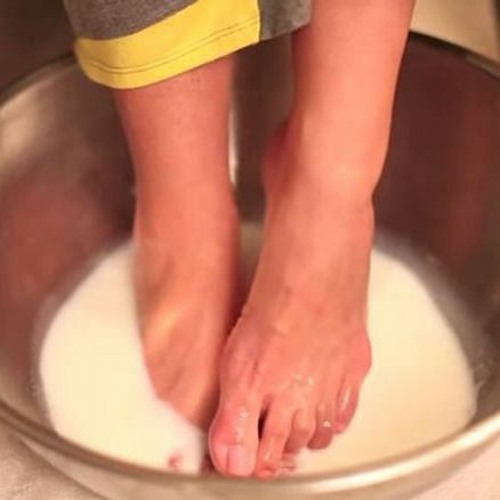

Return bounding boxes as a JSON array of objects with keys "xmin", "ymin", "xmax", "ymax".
[
  {"xmin": 339, "ymin": 386, "xmax": 353, "ymax": 414},
  {"xmin": 258, "ymin": 467, "xmax": 276, "ymax": 479},
  {"xmin": 281, "ymin": 454, "xmax": 297, "ymax": 471},
  {"xmin": 262, "ymin": 447, "xmax": 278, "ymax": 466},
  {"xmin": 233, "ymin": 408, "xmax": 250, "ymax": 443},
  {"xmin": 166, "ymin": 452, "xmax": 182, "ymax": 471},
  {"xmin": 227, "ymin": 445, "xmax": 252, "ymax": 477},
  {"xmin": 263, "ymin": 449, "xmax": 272, "ymax": 461},
  {"xmin": 335, "ymin": 421, "xmax": 349, "ymax": 433}
]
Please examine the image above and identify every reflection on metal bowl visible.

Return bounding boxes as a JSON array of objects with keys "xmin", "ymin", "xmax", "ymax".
[{"xmin": 0, "ymin": 34, "xmax": 499, "ymax": 500}]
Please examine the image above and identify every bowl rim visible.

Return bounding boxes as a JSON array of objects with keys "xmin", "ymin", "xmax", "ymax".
[{"xmin": 1, "ymin": 31, "xmax": 500, "ymax": 494}]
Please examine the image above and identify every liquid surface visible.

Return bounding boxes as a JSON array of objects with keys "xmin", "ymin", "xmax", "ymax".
[{"xmin": 39, "ymin": 233, "xmax": 477, "ymax": 475}]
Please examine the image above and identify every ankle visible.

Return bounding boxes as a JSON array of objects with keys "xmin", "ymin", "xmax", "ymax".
[{"xmin": 275, "ymin": 116, "xmax": 384, "ymax": 211}]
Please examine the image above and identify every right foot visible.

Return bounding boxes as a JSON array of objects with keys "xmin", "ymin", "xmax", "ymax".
[
  {"xmin": 135, "ymin": 193, "xmax": 240, "ymax": 433},
  {"xmin": 112, "ymin": 53, "xmax": 239, "ymax": 472}
]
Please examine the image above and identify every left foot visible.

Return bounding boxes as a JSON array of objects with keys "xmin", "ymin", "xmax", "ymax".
[{"xmin": 209, "ymin": 123, "xmax": 373, "ymax": 478}]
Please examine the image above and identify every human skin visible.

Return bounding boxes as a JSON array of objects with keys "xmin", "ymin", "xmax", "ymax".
[{"xmin": 114, "ymin": 0, "xmax": 415, "ymax": 478}]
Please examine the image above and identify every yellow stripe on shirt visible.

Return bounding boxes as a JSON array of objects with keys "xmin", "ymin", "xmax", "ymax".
[{"xmin": 75, "ymin": 0, "xmax": 260, "ymax": 89}]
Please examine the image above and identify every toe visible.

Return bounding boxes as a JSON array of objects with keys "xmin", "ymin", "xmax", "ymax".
[
  {"xmin": 256, "ymin": 404, "xmax": 293, "ymax": 478},
  {"xmin": 285, "ymin": 409, "xmax": 316, "ymax": 455},
  {"xmin": 308, "ymin": 403, "xmax": 336, "ymax": 450},
  {"xmin": 209, "ymin": 395, "xmax": 261, "ymax": 477},
  {"xmin": 200, "ymin": 454, "xmax": 215, "ymax": 474},
  {"xmin": 335, "ymin": 380, "xmax": 359, "ymax": 433},
  {"xmin": 335, "ymin": 336, "xmax": 371, "ymax": 433},
  {"xmin": 277, "ymin": 453, "xmax": 297, "ymax": 476}
]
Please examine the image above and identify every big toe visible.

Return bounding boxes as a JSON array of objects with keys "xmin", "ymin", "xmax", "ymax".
[
  {"xmin": 209, "ymin": 395, "xmax": 260, "ymax": 477},
  {"xmin": 335, "ymin": 338, "xmax": 371, "ymax": 432}
]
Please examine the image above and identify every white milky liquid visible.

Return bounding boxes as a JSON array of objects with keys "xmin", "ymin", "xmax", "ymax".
[{"xmin": 39, "ymin": 233, "xmax": 477, "ymax": 475}]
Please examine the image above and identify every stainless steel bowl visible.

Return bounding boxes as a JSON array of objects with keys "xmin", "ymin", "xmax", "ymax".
[{"xmin": 0, "ymin": 34, "xmax": 499, "ymax": 500}]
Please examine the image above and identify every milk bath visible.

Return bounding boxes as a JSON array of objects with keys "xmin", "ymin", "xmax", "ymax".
[{"xmin": 39, "ymin": 233, "xmax": 477, "ymax": 475}]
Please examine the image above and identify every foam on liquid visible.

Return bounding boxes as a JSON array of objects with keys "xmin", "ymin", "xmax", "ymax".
[{"xmin": 39, "ymin": 233, "xmax": 477, "ymax": 475}]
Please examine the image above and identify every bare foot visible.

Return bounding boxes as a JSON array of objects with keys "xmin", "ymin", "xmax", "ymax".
[
  {"xmin": 112, "ymin": 54, "xmax": 240, "ymax": 473},
  {"xmin": 209, "ymin": 124, "xmax": 372, "ymax": 478},
  {"xmin": 135, "ymin": 193, "xmax": 240, "ymax": 432}
]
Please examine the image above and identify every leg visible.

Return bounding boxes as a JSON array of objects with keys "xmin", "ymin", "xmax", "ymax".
[
  {"xmin": 114, "ymin": 56, "xmax": 238, "ymax": 432},
  {"xmin": 210, "ymin": 0, "xmax": 415, "ymax": 477}
]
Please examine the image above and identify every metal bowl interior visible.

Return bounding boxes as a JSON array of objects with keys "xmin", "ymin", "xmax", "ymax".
[{"xmin": 0, "ymin": 34, "xmax": 500, "ymax": 500}]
